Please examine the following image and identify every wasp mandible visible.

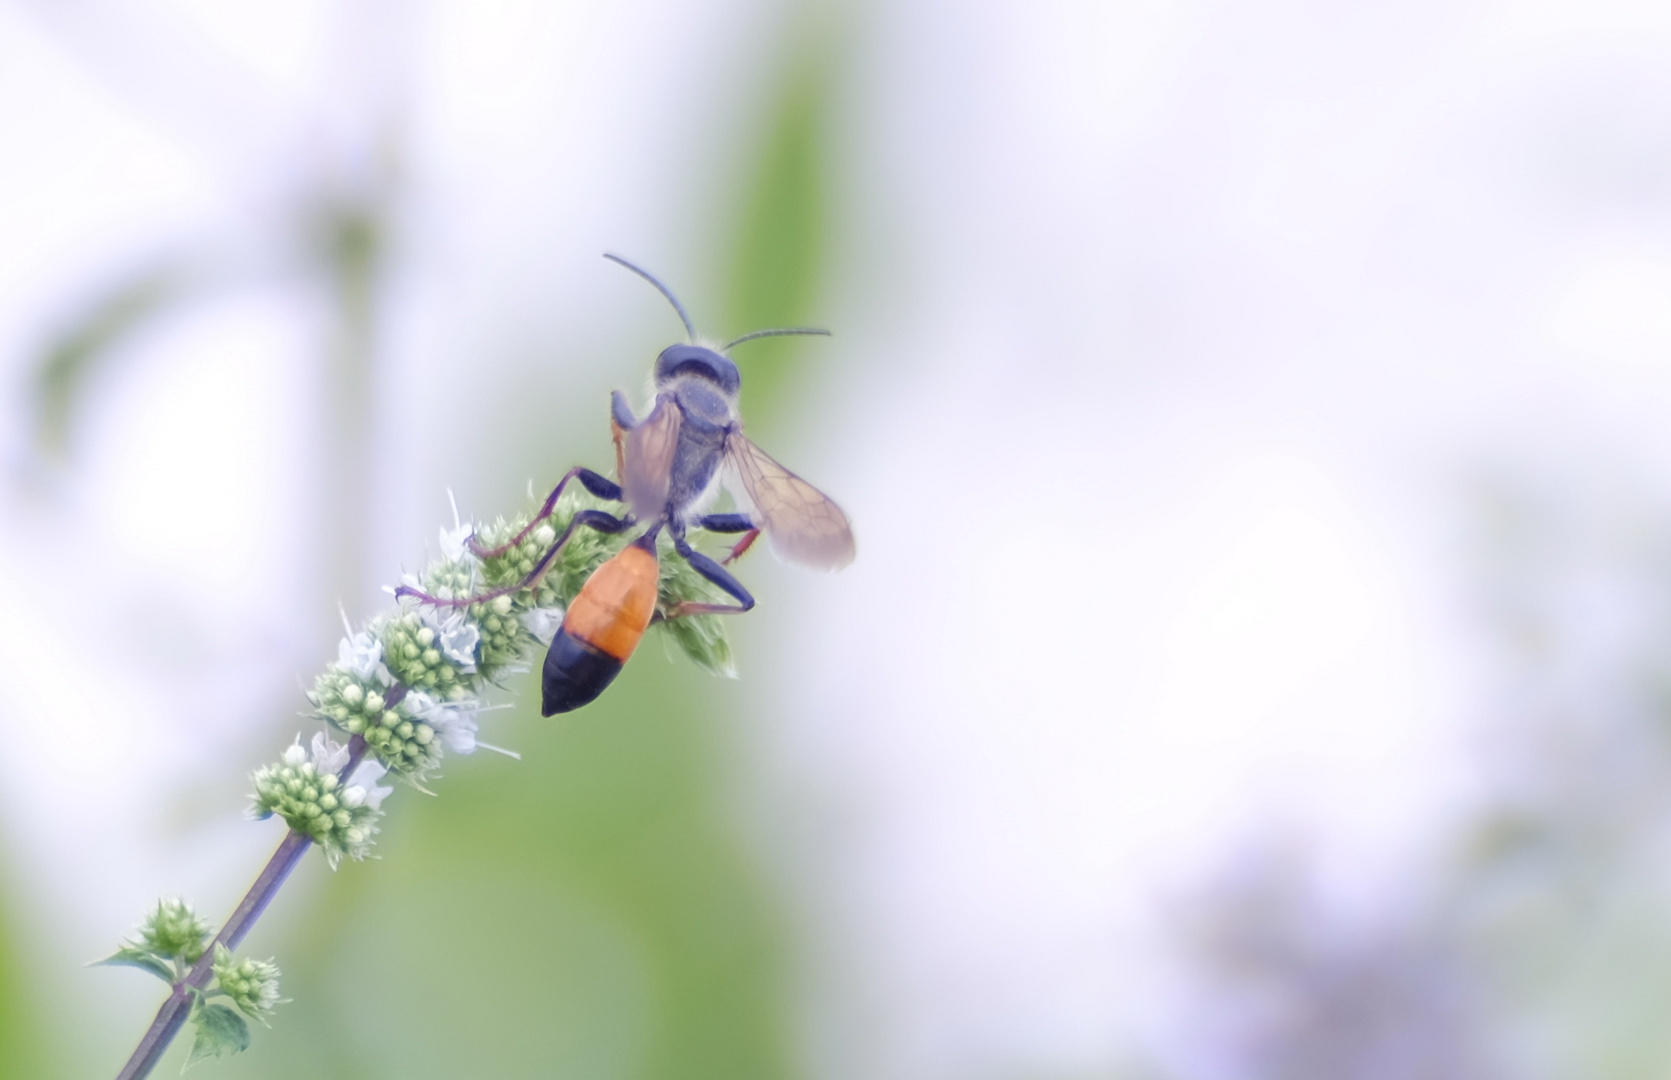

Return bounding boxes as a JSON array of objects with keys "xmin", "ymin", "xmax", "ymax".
[{"xmin": 398, "ymin": 254, "xmax": 854, "ymax": 715}]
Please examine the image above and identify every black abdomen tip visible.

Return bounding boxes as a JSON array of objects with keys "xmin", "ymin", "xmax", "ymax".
[{"xmin": 542, "ymin": 628, "xmax": 624, "ymax": 715}]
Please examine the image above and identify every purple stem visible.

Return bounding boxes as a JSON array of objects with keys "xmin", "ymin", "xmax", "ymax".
[{"xmin": 112, "ymin": 735, "xmax": 368, "ymax": 1080}]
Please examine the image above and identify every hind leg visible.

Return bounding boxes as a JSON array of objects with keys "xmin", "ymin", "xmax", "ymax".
[
  {"xmin": 694, "ymin": 513, "xmax": 761, "ymax": 565},
  {"xmin": 666, "ymin": 530, "xmax": 756, "ymax": 618}
]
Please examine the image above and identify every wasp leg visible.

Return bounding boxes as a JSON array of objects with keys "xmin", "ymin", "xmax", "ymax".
[
  {"xmin": 666, "ymin": 532, "xmax": 756, "ymax": 618},
  {"xmin": 724, "ymin": 529, "xmax": 761, "ymax": 564},
  {"xmin": 468, "ymin": 467, "xmax": 622, "ymax": 560},
  {"xmin": 693, "ymin": 513, "xmax": 761, "ymax": 565},
  {"xmin": 399, "ymin": 510, "xmax": 630, "ymax": 608},
  {"xmin": 610, "ymin": 390, "xmax": 640, "ymax": 430},
  {"xmin": 695, "ymin": 513, "xmax": 752, "ymax": 532},
  {"xmin": 609, "ymin": 391, "xmax": 642, "ymax": 480}
]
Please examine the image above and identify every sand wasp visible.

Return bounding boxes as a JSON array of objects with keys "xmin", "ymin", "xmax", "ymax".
[{"xmin": 399, "ymin": 254, "xmax": 854, "ymax": 713}]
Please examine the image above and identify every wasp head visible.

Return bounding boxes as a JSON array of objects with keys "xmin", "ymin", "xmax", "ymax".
[{"xmin": 654, "ymin": 344, "xmax": 740, "ymax": 397}]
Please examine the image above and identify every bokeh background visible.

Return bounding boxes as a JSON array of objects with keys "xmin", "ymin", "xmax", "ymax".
[{"xmin": 5, "ymin": 0, "xmax": 1671, "ymax": 1077}]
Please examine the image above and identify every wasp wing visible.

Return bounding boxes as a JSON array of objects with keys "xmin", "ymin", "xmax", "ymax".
[
  {"xmin": 724, "ymin": 433, "xmax": 855, "ymax": 570},
  {"xmin": 622, "ymin": 394, "xmax": 682, "ymax": 520}
]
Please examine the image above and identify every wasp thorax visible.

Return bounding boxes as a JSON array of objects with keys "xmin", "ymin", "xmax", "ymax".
[
  {"xmin": 654, "ymin": 344, "xmax": 740, "ymax": 396},
  {"xmin": 674, "ymin": 379, "xmax": 737, "ymax": 429}
]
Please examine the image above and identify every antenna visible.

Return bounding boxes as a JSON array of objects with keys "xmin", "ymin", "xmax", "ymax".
[
  {"xmin": 603, "ymin": 253, "xmax": 696, "ymax": 342},
  {"xmin": 723, "ymin": 327, "xmax": 832, "ymax": 350}
]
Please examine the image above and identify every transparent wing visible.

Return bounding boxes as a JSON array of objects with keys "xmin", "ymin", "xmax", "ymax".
[
  {"xmin": 724, "ymin": 433, "xmax": 855, "ymax": 570},
  {"xmin": 622, "ymin": 395, "xmax": 682, "ymax": 521}
]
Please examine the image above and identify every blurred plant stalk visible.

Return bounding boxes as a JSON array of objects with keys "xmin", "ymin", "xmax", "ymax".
[{"xmin": 316, "ymin": 190, "xmax": 389, "ymax": 620}]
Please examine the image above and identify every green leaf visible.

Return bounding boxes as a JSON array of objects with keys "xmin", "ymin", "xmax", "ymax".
[
  {"xmin": 184, "ymin": 1002, "xmax": 251, "ymax": 1069},
  {"xmin": 94, "ymin": 947, "xmax": 175, "ymax": 984}
]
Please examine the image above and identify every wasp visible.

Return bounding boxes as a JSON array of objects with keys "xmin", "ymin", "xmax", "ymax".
[{"xmin": 398, "ymin": 254, "xmax": 854, "ymax": 714}]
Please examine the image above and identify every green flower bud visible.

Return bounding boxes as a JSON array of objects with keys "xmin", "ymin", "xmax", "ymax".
[
  {"xmin": 132, "ymin": 897, "xmax": 212, "ymax": 963},
  {"xmin": 212, "ymin": 944, "xmax": 283, "ymax": 1022},
  {"xmin": 250, "ymin": 735, "xmax": 388, "ymax": 867},
  {"xmin": 381, "ymin": 611, "xmax": 480, "ymax": 693}
]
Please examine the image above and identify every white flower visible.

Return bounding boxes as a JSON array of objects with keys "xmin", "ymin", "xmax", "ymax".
[
  {"xmin": 419, "ymin": 607, "xmax": 480, "ymax": 672},
  {"xmin": 439, "ymin": 522, "xmax": 475, "ymax": 563},
  {"xmin": 405, "ymin": 691, "xmax": 482, "ymax": 755},
  {"xmin": 520, "ymin": 606, "xmax": 564, "ymax": 645},
  {"xmin": 345, "ymin": 759, "xmax": 392, "ymax": 810},
  {"xmin": 309, "ymin": 732, "xmax": 351, "ymax": 777},
  {"xmin": 281, "ymin": 740, "xmax": 307, "ymax": 767},
  {"xmin": 336, "ymin": 630, "xmax": 392, "ymax": 686}
]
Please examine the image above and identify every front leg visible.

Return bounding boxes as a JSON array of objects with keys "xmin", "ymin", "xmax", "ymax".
[
  {"xmin": 610, "ymin": 390, "xmax": 640, "ymax": 480},
  {"xmin": 611, "ymin": 390, "xmax": 640, "ymax": 430}
]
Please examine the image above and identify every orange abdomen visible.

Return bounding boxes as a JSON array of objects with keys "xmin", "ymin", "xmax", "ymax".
[{"xmin": 563, "ymin": 542, "xmax": 660, "ymax": 661}]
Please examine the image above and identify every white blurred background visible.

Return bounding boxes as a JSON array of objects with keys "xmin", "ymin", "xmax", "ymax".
[{"xmin": 6, "ymin": 1, "xmax": 1671, "ymax": 1078}]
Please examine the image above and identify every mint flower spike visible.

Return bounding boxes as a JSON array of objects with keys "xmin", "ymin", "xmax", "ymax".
[
  {"xmin": 404, "ymin": 691, "xmax": 484, "ymax": 755},
  {"xmin": 336, "ymin": 622, "xmax": 394, "ymax": 686},
  {"xmin": 250, "ymin": 734, "xmax": 391, "ymax": 868},
  {"xmin": 137, "ymin": 898, "xmax": 211, "ymax": 963},
  {"xmin": 210, "ymin": 944, "xmax": 284, "ymax": 1024},
  {"xmin": 98, "ymin": 898, "xmax": 212, "ymax": 984},
  {"xmin": 381, "ymin": 609, "xmax": 475, "ymax": 694},
  {"xmin": 309, "ymin": 630, "xmax": 445, "ymax": 779},
  {"xmin": 420, "ymin": 606, "xmax": 482, "ymax": 671}
]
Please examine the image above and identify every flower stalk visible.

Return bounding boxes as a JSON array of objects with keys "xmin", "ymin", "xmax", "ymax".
[{"xmin": 112, "ymin": 741, "xmax": 358, "ymax": 1080}]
